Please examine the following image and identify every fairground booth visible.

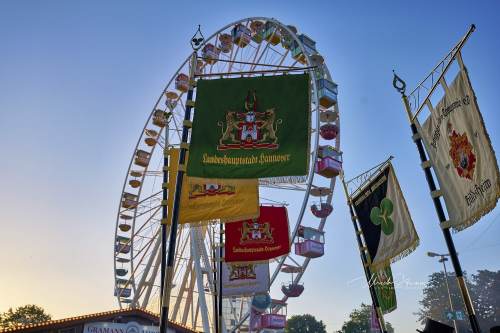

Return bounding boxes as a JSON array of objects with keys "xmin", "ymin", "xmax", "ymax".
[{"xmin": 0, "ymin": 309, "xmax": 197, "ymax": 333}]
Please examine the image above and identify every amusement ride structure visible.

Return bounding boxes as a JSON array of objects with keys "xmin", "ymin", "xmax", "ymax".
[{"xmin": 113, "ymin": 17, "xmax": 341, "ymax": 332}]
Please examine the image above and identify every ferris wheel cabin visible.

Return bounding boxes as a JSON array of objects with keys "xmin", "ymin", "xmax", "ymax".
[
  {"xmin": 134, "ymin": 150, "xmax": 151, "ymax": 168},
  {"xmin": 218, "ymin": 33, "xmax": 233, "ymax": 53},
  {"xmin": 201, "ymin": 43, "xmax": 220, "ymax": 64},
  {"xmin": 175, "ymin": 73, "xmax": 190, "ymax": 93},
  {"xmin": 250, "ymin": 20, "xmax": 265, "ymax": 43},
  {"xmin": 231, "ymin": 24, "xmax": 252, "ymax": 47},
  {"xmin": 121, "ymin": 192, "xmax": 138, "ymax": 209},
  {"xmin": 281, "ymin": 282, "xmax": 305, "ymax": 298},
  {"xmin": 311, "ymin": 202, "xmax": 333, "ymax": 218},
  {"xmin": 115, "ymin": 235, "xmax": 131, "ymax": 254},
  {"xmin": 291, "ymin": 34, "xmax": 317, "ymax": 64},
  {"xmin": 263, "ymin": 21, "xmax": 281, "ymax": 45},
  {"xmin": 280, "ymin": 25, "xmax": 297, "ymax": 50},
  {"xmin": 315, "ymin": 145, "xmax": 343, "ymax": 178},
  {"xmin": 152, "ymin": 109, "xmax": 168, "ymax": 127},
  {"xmin": 258, "ymin": 299, "xmax": 287, "ymax": 330},
  {"xmin": 295, "ymin": 226, "xmax": 325, "ymax": 258}
]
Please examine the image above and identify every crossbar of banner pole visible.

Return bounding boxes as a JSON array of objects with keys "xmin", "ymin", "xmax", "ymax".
[
  {"xmin": 409, "ymin": 24, "xmax": 475, "ymax": 122},
  {"xmin": 197, "ymin": 56, "xmax": 304, "ymax": 69},
  {"xmin": 195, "ymin": 66, "xmax": 317, "ymax": 78},
  {"xmin": 346, "ymin": 156, "xmax": 393, "ymax": 185},
  {"xmin": 346, "ymin": 156, "xmax": 394, "ymax": 199},
  {"xmin": 408, "ymin": 24, "xmax": 475, "ymax": 97}
]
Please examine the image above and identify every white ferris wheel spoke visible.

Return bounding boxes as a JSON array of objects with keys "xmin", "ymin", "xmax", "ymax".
[{"xmin": 136, "ymin": 235, "xmax": 162, "ymax": 307}]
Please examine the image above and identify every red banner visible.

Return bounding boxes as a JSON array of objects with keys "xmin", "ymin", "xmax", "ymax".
[{"xmin": 225, "ymin": 206, "xmax": 290, "ymax": 262}]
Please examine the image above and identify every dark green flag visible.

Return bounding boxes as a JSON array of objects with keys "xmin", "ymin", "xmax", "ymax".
[
  {"xmin": 373, "ymin": 265, "xmax": 397, "ymax": 314},
  {"xmin": 187, "ymin": 74, "xmax": 310, "ymax": 179}
]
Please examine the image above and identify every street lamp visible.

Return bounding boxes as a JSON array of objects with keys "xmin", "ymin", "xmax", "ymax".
[{"xmin": 427, "ymin": 252, "xmax": 458, "ymax": 332}]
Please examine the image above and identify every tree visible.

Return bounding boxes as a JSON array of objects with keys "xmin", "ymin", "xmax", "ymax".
[
  {"xmin": 417, "ymin": 269, "xmax": 500, "ymax": 332},
  {"xmin": 0, "ymin": 305, "xmax": 51, "ymax": 329},
  {"xmin": 285, "ymin": 314, "xmax": 327, "ymax": 333},
  {"xmin": 469, "ymin": 270, "xmax": 500, "ymax": 329},
  {"xmin": 417, "ymin": 271, "xmax": 467, "ymax": 331},
  {"xmin": 337, "ymin": 303, "xmax": 394, "ymax": 333}
]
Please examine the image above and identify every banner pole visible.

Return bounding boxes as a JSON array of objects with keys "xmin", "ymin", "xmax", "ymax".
[
  {"xmin": 218, "ymin": 222, "xmax": 224, "ymax": 333},
  {"xmin": 160, "ymin": 145, "xmax": 169, "ymax": 311},
  {"xmin": 160, "ymin": 51, "xmax": 197, "ymax": 333},
  {"xmin": 441, "ymin": 257, "xmax": 459, "ymax": 333},
  {"xmin": 213, "ymin": 226, "xmax": 219, "ymax": 333},
  {"xmin": 340, "ymin": 174, "xmax": 387, "ymax": 333},
  {"xmin": 393, "ymin": 81, "xmax": 481, "ymax": 333}
]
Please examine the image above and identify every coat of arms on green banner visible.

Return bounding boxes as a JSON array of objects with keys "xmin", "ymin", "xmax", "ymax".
[
  {"xmin": 373, "ymin": 265, "xmax": 397, "ymax": 314},
  {"xmin": 187, "ymin": 74, "xmax": 310, "ymax": 179}
]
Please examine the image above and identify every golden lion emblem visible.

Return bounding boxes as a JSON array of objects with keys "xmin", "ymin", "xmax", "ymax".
[{"xmin": 240, "ymin": 219, "xmax": 273, "ymax": 244}]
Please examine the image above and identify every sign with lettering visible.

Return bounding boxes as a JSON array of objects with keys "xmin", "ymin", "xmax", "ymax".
[
  {"xmin": 83, "ymin": 322, "xmax": 166, "ymax": 333},
  {"xmin": 420, "ymin": 69, "xmax": 500, "ymax": 231},
  {"xmin": 221, "ymin": 261, "xmax": 270, "ymax": 296},
  {"xmin": 187, "ymin": 74, "xmax": 310, "ymax": 181},
  {"xmin": 167, "ymin": 148, "xmax": 259, "ymax": 224},
  {"xmin": 224, "ymin": 206, "xmax": 290, "ymax": 263}
]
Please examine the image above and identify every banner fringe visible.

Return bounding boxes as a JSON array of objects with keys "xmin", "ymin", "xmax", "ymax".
[
  {"xmin": 447, "ymin": 186, "xmax": 500, "ymax": 232},
  {"xmin": 260, "ymin": 175, "xmax": 307, "ymax": 184},
  {"xmin": 438, "ymin": 69, "xmax": 500, "ymax": 232},
  {"xmin": 219, "ymin": 211, "xmax": 261, "ymax": 224},
  {"xmin": 175, "ymin": 208, "xmax": 262, "ymax": 225},
  {"xmin": 445, "ymin": 68, "xmax": 500, "ymax": 232},
  {"xmin": 371, "ymin": 238, "xmax": 420, "ymax": 272}
]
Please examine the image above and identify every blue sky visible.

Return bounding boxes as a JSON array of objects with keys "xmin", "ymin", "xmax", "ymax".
[{"xmin": 1, "ymin": 1, "xmax": 499, "ymax": 332}]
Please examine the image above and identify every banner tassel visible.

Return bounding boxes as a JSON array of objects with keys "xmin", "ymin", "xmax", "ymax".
[{"xmin": 260, "ymin": 175, "xmax": 308, "ymax": 184}]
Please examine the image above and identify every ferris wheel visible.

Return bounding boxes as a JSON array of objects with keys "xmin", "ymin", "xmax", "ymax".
[{"xmin": 113, "ymin": 17, "xmax": 341, "ymax": 332}]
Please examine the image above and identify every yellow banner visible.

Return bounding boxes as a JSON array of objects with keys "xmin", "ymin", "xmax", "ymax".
[{"xmin": 167, "ymin": 148, "xmax": 259, "ymax": 224}]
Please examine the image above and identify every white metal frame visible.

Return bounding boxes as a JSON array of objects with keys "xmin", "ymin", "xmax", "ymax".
[{"xmin": 113, "ymin": 17, "xmax": 341, "ymax": 333}]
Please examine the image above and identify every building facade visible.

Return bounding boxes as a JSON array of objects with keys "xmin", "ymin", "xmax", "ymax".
[{"xmin": 0, "ymin": 309, "xmax": 198, "ymax": 333}]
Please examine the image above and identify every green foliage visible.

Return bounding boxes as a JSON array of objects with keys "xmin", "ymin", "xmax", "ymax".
[
  {"xmin": 285, "ymin": 314, "xmax": 327, "ymax": 333},
  {"xmin": 470, "ymin": 270, "xmax": 500, "ymax": 329},
  {"xmin": 337, "ymin": 303, "xmax": 394, "ymax": 333},
  {"xmin": 0, "ymin": 305, "xmax": 51, "ymax": 329},
  {"xmin": 417, "ymin": 269, "xmax": 500, "ymax": 332}
]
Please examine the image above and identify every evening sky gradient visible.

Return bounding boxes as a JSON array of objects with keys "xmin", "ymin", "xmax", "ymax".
[{"xmin": 1, "ymin": 1, "xmax": 499, "ymax": 331}]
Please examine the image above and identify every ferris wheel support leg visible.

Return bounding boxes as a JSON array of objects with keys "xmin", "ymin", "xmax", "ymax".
[
  {"xmin": 197, "ymin": 227, "xmax": 222, "ymax": 332},
  {"xmin": 172, "ymin": 258, "xmax": 194, "ymax": 321},
  {"xmin": 133, "ymin": 235, "xmax": 162, "ymax": 307},
  {"xmin": 142, "ymin": 249, "xmax": 162, "ymax": 308},
  {"xmin": 214, "ymin": 241, "xmax": 228, "ymax": 333},
  {"xmin": 191, "ymin": 226, "xmax": 212, "ymax": 333},
  {"xmin": 182, "ymin": 266, "xmax": 197, "ymax": 325}
]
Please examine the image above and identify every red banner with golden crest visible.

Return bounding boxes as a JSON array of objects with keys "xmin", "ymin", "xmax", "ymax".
[{"xmin": 224, "ymin": 206, "xmax": 290, "ymax": 262}]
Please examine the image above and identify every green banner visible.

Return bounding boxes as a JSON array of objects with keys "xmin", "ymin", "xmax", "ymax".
[
  {"xmin": 187, "ymin": 74, "xmax": 310, "ymax": 179},
  {"xmin": 373, "ymin": 265, "xmax": 397, "ymax": 314}
]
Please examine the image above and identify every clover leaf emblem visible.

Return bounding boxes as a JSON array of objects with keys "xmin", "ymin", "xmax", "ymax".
[{"xmin": 370, "ymin": 198, "xmax": 395, "ymax": 235}]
